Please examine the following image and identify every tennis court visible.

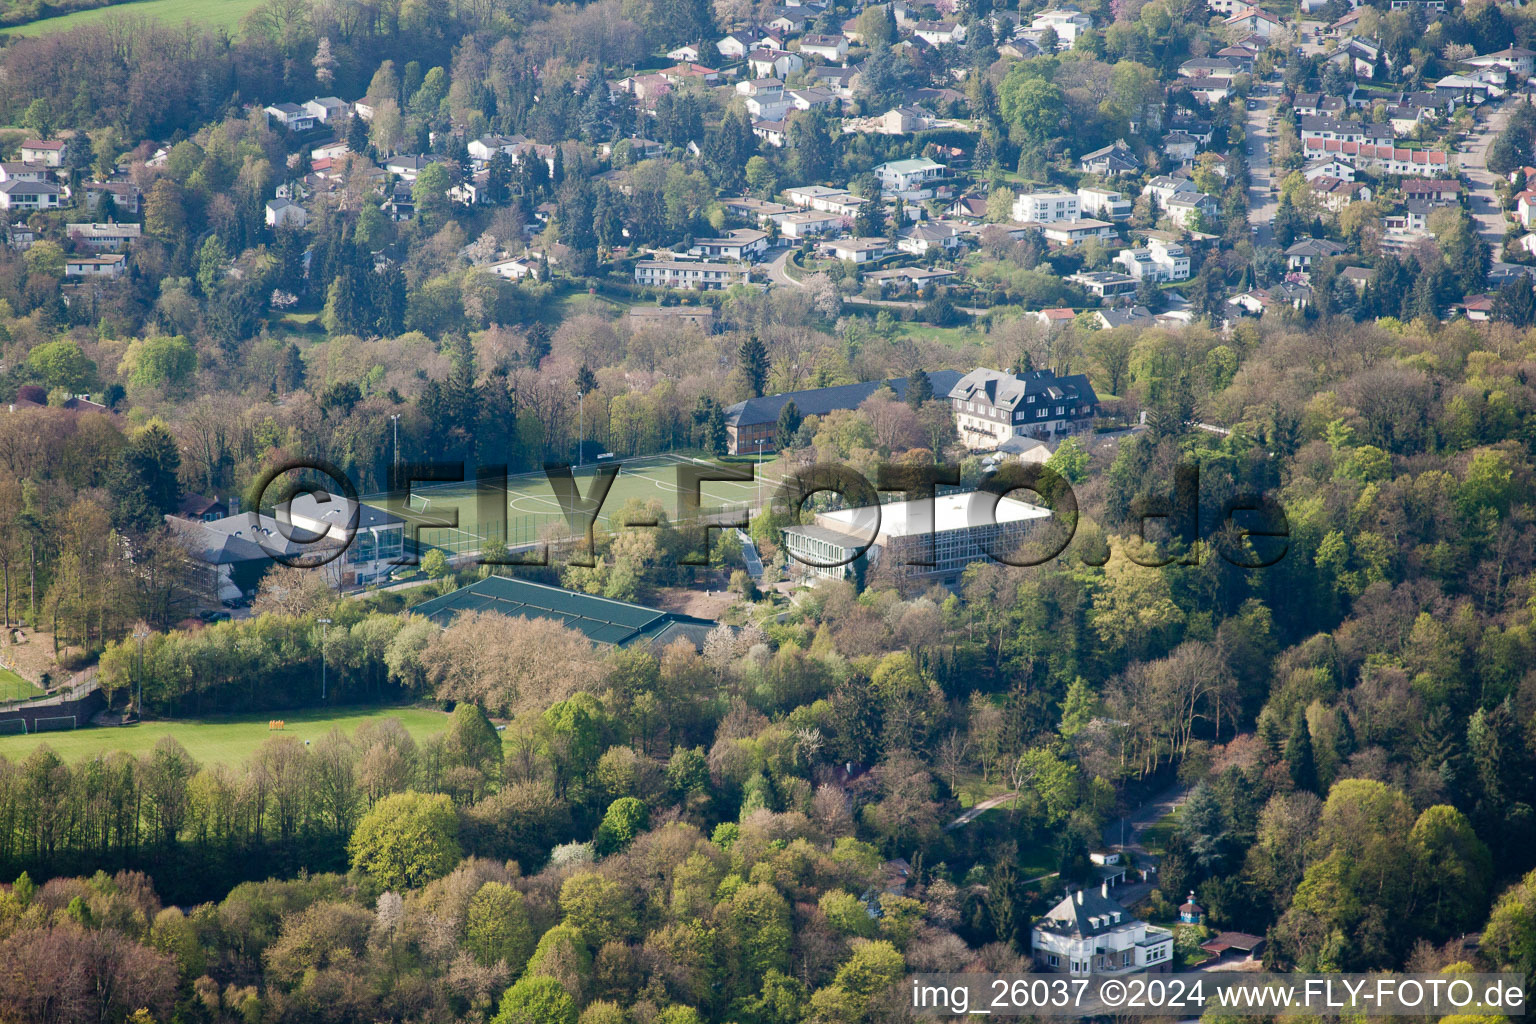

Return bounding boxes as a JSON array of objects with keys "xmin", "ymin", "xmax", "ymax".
[{"xmin": 364, "ymin": 453, "xmax": 782, "ymax": 555}]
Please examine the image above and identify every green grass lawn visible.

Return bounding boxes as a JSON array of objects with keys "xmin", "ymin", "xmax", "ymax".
[
  {"xmin": 0, "ymin": 668, "xmax": 42, "ymax": 704},
  {"xmin": 0, "ymin": 705, "xmax": 456, "ymax": 765},
  {"xmin": 4, "ymin": 0, "xmax": 264, "ymax": 35},
  {"xmin": 1140, "ymin": 808, "xmax": 1181, "ymax": 855},
  {"xmin": 367, "ymin": 452, "xmax": 781, "ymax": 554}
]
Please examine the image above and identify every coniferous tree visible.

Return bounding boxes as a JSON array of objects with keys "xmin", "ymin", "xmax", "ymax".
[
  {"xmin": 738, "ymin": 336, "xmax": 769, "ymax": 397},
  {"xmin": 1287, "ymin": 709, "xmax": 1317, "ymax": 793},
  {"xmin": 776, "ymin": 399, "xmax": 802, "ymax": 449}
]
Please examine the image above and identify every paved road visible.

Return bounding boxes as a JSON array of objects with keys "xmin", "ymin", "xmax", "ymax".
[
  {"xmin": 1462, "ymin": 100, "xmax": 1521, "ymax": 245},
  {"xmin": 1101, "ymin": 781, "xmax": 1190, "ymax": 858},
  {"xmin": 764, "ymin": 248, "xmax": 805, "ymax": 289},
  {"xmin": 946, "ymin": 791, "xmax": 1018, "ymax": 831},
  {"xmin": 1245, "ymin": 81, "xmax": 1281, "ymax": 247}
]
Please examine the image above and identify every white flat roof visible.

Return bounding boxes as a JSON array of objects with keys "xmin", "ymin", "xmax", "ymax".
[{"xmin": 818, "ymin": 491, "xmax": 1052, "ymax": 539}]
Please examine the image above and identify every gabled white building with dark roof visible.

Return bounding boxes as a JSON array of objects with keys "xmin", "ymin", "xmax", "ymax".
[{"xmin": 1031, "ymin": 884, "xmax": 1174, "ymax": 975}]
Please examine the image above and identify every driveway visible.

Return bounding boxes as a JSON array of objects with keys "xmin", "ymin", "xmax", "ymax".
[
  {"xmin": 764, "ymin": 247, "xmax": 804, "ymax": 289},
  {"xmin": 1102, "ymin": 781, "xmax": 1189, "ymax": 858},
  {"xmin": 1462, "ymin": 100, "xmax": 1521, "ymax": 244}
]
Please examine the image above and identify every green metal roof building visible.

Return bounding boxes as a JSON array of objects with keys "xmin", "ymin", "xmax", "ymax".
[{"xmin": 410, "ymin": 575, "xmax": 723, "ymax": 650}]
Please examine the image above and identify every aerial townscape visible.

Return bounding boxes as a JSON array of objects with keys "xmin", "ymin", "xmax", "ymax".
[{"xmin": 0, "ymin": 0, "xmax": 1533, "ymax": 1018}]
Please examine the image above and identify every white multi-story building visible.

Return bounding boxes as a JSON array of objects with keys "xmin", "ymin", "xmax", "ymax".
[
  {"xmin": 1012, "ymin": 189, "xmax": 1080, "ymax": 223},
  {"xmin": 1114, "ymin": 237, "xmax": 1190, "ymax": 281},
  {"xmin": 781, "ymin": 491, "xmax": 1053, "ymax": 586},
  {"xmin": 1031, "ymin": 885, "xmax": 1174, "ymax": 975},
  {"xmin": 1077, "ymin": 186, "xmax": 1134, "ymax": 221},
  {"xmin": 635, "ymin": 260, "xmax": 752, "ymax": 290},
  {"xmin": 872, "ymin": 157, "xmax": 946, "ymax": 197}
]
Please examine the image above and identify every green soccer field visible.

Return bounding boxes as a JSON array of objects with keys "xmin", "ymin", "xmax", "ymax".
[
  {"xmin": 0, "ymin": 705, "xmax": 459, "ymax": 765},
  {"xmin": 4, "ymin": 0, "xmax": 264, "ymax": 36},
  {"xmin": 368, "ymin": 453, "xmax": 779, "ymax": 554}
]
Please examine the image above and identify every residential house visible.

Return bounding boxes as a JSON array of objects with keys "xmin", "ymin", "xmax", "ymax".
[
  {"xmin": 304, "ymin": 97, "xmax": 349, "ymax": 123},
  {"xmin": 311, "ymin": 139, "xmax": 351, "ymax": 162},
  {"xmin": 1077, "ymin": 187, "xmax": 1134, "ymax": 221},
  {"xmin": 263, "ymin": 103, "xmax": 317, "ymax": 131},
  {"xmin": 84, "ymin": 181, "xmax": 141, "ymax": 215},
  {"xmin": 265, "ymin": 198, "xmax": 308, "ymax": 228},
  {"xmin": 1177, "ymin": 57, "xmax": 1243, "ymax": 80},
  {"xmin": 1164, "ymin": 192, "xmax": 1220, "ymax": 229},
  {"xmin": 911, "ymin": 20, "xmax": 965, "ymax": 45},
  {"xmin": 1067, "ymin": 270, "xmax": 1139, "ymax": 299},
  {"xmin": 64, "ymin": 253, "xmax": 127, "ymax": 279},
  {"xmin": 1462, "ymin": 45, "xmax": 1536, "ymax": 81},
  {"xmin": 1162, "ymin": 131, "xmax": 1199, "ymax": 161},
  {"xmin": 1310, "ymin": 176, "xmax": 1371, "ymax": 211},
  {"xmin": 1079, "ymin": 139, "xmax": 1142, "ymax": 176},
  {"xmin": 692, "ymin": 228, "xmax": 772, "ymax": 258},
  {"xmin": 766, "ymin": 9, "xmax": 807, "ymax": 34},
  {"xmin": 896, "ymin": 221, "xmax": 962, "ymax": 254},
  {"xmin": 1114, "ymin": 237, "xmax": 1191, "ymax": 281},
  {"xmin": 872, "ymin": 157, "xmax": 947, "ymax": 197},
  {"xmin": 1518, "ymin": 189, "xmax": 1536, "ymax": 230},
  {"xmin": 1041, "ymin": 219, "xmax": 1115, "ymax": 245},
  {"xmin": 717, "ymin": 33, "xmax": 757, "ymax": 58},
  {"xmin": 0, "ymin": 163, "xmax": 47, "ymax": 183},
  {"xmin": 949, "ymin": 367, "xmax": 1100, "ymax": 447},
  {"xmin": 785, "ymin": 185, "xmax": 850, "ymax": 208},
  {"xmin": 19, "ymin": 139, "xmax": 66, "ymax": 167},
  {"xmin": 1403, "ymin": 179, "xmax": 1463, "ymax": 203},
  {"xmin": 753, "ymin": 119, "xmax": 789, "ymax": 146},
  {"xmin": 862, "ymin": 266, "xmax": 959, "ymax": 292},
  {"xmin": 1292, "ymin": 92, "xmax": 1348, "ymax": 117},
  {"xmin": 1145, "ymin": 175, "xmax": 1196, "ymax": 206},
  {"xmin": 788, "ymin": 87, "xmax": 838, "ymax": 111},
  {"xmin": 661, "ymin": 62, "xmax": 719, "ymax": 85},
  {"xmin": 808, "ymin": 65, "xmax": 859, "ymax": 97},
  {"xmin": 65, "ymin": 222, "xmax": 141, "ymax": 251},
  {"xmin": 0, "ymin": 179, "xmax": 61, "ymax": 211},
  {"xmin": 1029, "ymin": 6, "xmax": 1093, "ymax": 49},
  {"xmin": 748, "ymin": 49, "xmax": 804, "ymax": 79},
  {"xmin": 1284, "ymin": 236, "xmax": 1348, "ymax": 272},
  {"xmin": 488, "ymin": 255, "xmax": 543, "ymax": 280},
  {"xmin": 635, "ymin": 260, "xmax": 753, "ymax": 290},
  {"xmin": 799, "ymin": 33, "xmax": 849, "ymax": 60},
  {"xmin": 1303, "ymin": 156, "xmax": 1357, "ymax": 181},
  {"xmin": 1013, "ymin": 189, "xmax": 1080, "ymax": 224},
  {"xmin": 1223, "ymin": 6, "xmax": 1283, "ymax": 38},
  {"xmin": 1299, "ymin": 117, "xmax": 1395, "ymax": 146},
  {"xmin": 821, "ymin": 237, "xmax": 890, "ymax": 262}
]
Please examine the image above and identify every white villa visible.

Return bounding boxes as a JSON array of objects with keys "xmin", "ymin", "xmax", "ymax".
[{"xmin": 1031, "ymin": 884, "xmax": 1174, "ymax": 975}]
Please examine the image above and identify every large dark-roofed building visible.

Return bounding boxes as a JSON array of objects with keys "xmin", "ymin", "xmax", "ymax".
[
  {"xmin": 410, "ymin": 575, "xmax": 722, "ymax": 650},
  {"xmin": 725, "ymin": 370, "xmax": 964, "ymax": 455}
]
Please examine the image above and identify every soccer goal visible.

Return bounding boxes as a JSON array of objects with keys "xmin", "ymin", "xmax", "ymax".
[
  {"xmin": 33, "ymin": 715, "xmax": 76, "ymax": 732},
  {"xmin": 0, "ymin": 719, "xmax": 25, "ymax": 736}
]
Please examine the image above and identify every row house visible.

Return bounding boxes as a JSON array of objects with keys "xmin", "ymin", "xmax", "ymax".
[
  {"xmin": 1299, "ymin": 116, "xmax": 1396, "ymax": 145},
  {"xmin": 1403, "ymin": 179, "xmax": 1462, "ymax": 203},
  {"xmin": 1301, "ymin": 137, "xmax": 1452, "ymax": 176},
  {"xmin": 1292, "ymin": 92, "xmax": 1348, "ymax": 118}
]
